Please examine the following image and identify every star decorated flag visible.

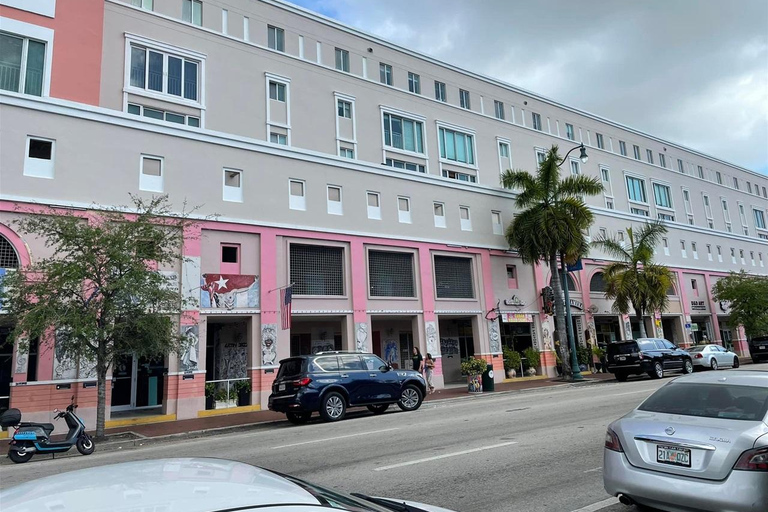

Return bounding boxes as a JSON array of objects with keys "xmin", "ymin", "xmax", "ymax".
[
  {"xmin": 280, "ymin": 285, "xmax": 293, "ymax": 330},
  {"xmin": 200, "ymin": 274, "xmax": 259, "ymax": 310}
]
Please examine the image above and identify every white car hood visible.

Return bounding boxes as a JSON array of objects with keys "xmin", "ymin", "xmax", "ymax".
[{"xmin": 378, "ymin": 497, "xmax": 458, "ymax": 512}]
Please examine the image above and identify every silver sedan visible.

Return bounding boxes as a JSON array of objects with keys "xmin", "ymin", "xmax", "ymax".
[
  {"xmin": 688, "ymin": 344, "xmax": 741, "ymax": 370},
  {"xmin": 604, "ymin": 371, "xmax": 768, "ymax": 512}
]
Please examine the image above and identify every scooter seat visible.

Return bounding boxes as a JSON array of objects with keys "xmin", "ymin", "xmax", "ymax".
[{"xmin": 20, "ymin": 422, "xmax": 55, "ymax": 434}]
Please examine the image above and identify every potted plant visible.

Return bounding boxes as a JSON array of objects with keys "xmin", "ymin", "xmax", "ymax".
[
  {"xmin": 205, "ymin": 382, "xmax": 216, "ymax": 410},
  {"xmin": 234, "ymin": 379, "xmax": 251, "ymax": 407},
  {"xmin": 577, "ymin": 346, "xmax": 592, "ymax": 372},
  {"xmin": 593, "ymin": 346, "xmax": 606, "ymax": 373},
  {"xmin": 502, "ymin": 347, "xmax": 522, "ymax": 378},
  {"xmin": 522, "ymin": 348, "xmax": 540, "ymax": 377},
  {"xmin": 461, "ymin": 357, "xmax": 488, "ymax": 393},
  {"xmin": 214, "ymin": 387, "xmax": 237, "ymax": 409}
]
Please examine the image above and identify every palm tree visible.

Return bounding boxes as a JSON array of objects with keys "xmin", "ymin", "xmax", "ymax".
[
  {"xmin": 592, "ymin": 221, "xmax": 674, "ymax": 338},
  {"xmin": 501, "ymin": 146, "xmax": 603, "ymax": 380}
]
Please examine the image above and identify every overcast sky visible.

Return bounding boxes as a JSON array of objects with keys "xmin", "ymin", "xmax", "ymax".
[{"xmin": 290, "ymin": 0, "xmax": 768, "ymax": 175}]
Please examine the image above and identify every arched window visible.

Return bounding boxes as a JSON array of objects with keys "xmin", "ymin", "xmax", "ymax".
[
  {"xmin": 0, "ymin": 234, "xmax": 20, "ymax": 269},
  {"xmin": 590, "ymin": 272, "xmax": 607, "ymax": 293},
  {"xmin": 550, "ymin": 274, "xmax": 577, "ymax": 292},
  {"xmin": 666, "ymin": 283, "xmax": 677, "ymax": 296}
]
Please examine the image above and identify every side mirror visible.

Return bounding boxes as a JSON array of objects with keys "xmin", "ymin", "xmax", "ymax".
[
  {"xmin": 383, "ymin": 365, "xmax": 392, "ymax": 372},
  {"xmin": 53, "ymin": 409, "xmax": 59, "ymax": 413}
]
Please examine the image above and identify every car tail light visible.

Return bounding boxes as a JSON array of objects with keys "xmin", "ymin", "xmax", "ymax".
[
  {"xmin": 638, "ymin": 353, "xmax": 644, "ymax": 360},
  {"xmin": 694, "ymin": 353, "xmax": 703, "ymax": 359},
  {"xmin": 605, "ymin": 428, "xmax": 623, "ymax": 452},
  {"xmin": 292, "ymin": 377, "xmax": 312, "ymax": 387},
  {"xmin": 734, "ymin": 447, "xmax": 768, "ymax": 471}
]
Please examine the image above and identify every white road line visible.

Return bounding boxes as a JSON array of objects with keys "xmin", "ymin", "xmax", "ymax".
[
  {"xmin": 609, "ymin": 389, "xmax": 656, "ymax": 397},
  {"xmin": 373, "ymin": 441, "xmax": 518, "ymax": 471},
  {"xmin": 271, "ymin": 428, "xmax": 400, "ymax": 449},
  {"xmin": 583, "ymin": 466, "xmax": 603, "ymax": 473},
  {"xmin": 569, "ymin": 497, "xmax": 620, "ymax": 512}
]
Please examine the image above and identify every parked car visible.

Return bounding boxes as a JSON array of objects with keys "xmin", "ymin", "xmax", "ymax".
[
  {"xmin": 606, "ymin": 338, "xmax": 693, "ymax": 382},
  {"xmin": 749, "ymin": 335, "xmax": 768, "ymax": 363},
  {"xmin": 0, "ymin": 458, "xmax": 458, "ymax": 512},
  {"xmin": 604, "ymin": 371, "xmax": 768, "ymax": 511},
  {"xmin": 269, "ymin": 352, "xmax": 427, "ymax": 423},
  {"xmin": 688, "ymin": 344, "xmax": 740, "ymax": 370}
]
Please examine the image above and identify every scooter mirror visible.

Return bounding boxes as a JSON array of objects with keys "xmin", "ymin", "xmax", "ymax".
[{"xmin": 53, "ymin": 408, "xmax": 59, "ymax": 413}]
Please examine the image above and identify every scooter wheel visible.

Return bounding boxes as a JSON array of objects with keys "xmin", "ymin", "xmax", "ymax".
[
  {"xmin": 8, "ymin": 447, "xmax": 33, "ymax": 464},
  {"xmin": 76, "ymin": 436, "xmax": 95, "ymax": 455}
]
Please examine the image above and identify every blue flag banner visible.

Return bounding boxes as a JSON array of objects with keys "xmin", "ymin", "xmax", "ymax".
[{"xmin": 567, "ymin": 259, "xmax": 583, "ymax": 272}]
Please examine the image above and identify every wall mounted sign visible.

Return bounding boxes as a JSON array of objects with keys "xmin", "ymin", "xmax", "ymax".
[
  {"xmin": 501, "ymin": 313, "xmax": 533, "ymax": 323},
  {"xmin": 569, "ymin": 299, "xmax": 584, "ymax": 311},
  {"xmin": 690, "ymin": 300, "xmax": 707, "ymax": 311}
]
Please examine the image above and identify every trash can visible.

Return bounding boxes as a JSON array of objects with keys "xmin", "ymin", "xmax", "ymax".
[{"xmin": 482, "ymin": 364, "xmax": 495, "ymax": 392}]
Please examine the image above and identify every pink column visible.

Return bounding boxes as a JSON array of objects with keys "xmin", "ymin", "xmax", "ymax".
[
  {"xmin": 480, "ymin": 251, "xmax": 504, "ymax": 380},
  {"xmin": 257, "ymin": 229, "xmax": 279, "ymax": 400},
  {"xmin": 350, "ymin": 240, "xmax": 369, "ymax": 351},
  {"xmin": 734, "ymin": 326, "xmax": 750, "ymax": 358},
  {"xmin": 418, "ymin": 247, "xmax": 442, "ymax": 386},
  {"xmin": 533, "ymin": 262, "xmax": 556, "ymax": 376},
  {"xmin": 675, "ymin": 269, "xmax": 693, "ymax": 348},
  {"xmin": 702, "ymin": 273, "xmax": 722, "ymax": 345}
]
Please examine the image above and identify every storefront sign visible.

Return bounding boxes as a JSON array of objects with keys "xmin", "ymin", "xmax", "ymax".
[
  {"xmin": 690, "ymin": 300, "xmax": 707, "ymax": 311},
  {"xmin": 501, "ymin": 313, "xmax": 533, "ymax": 323},
  {"xmin": 569, "ymin": 299, "xmax": 584, "ymax": 311}
]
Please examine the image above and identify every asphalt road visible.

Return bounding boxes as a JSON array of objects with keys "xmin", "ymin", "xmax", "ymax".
[{"xmin": 3, "ymin": 365, "xmax": 767, "ymax": 512}]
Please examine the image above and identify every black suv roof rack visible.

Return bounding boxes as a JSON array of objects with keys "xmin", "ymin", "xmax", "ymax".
[{"xmin": 314, "ymin": 350, "xmax": 360, "ymax": 355}]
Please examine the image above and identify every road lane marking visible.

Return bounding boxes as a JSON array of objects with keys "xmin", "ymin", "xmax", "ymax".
[
  {"xmin": 608, "ymin": 389, "xmax": 656, "ymax": 397},
  {"xmin": 569, "ymin": 497, "xmax": 620, "ymax": 512},
  {"xmin": 271, "ymin": 428, "xmax": 400, "ymax": 449},
  {"xmin": 373, "ymin": 441, "xmax": 518, "ymax": 471},
  {"xmin": 583, "ymin": 466, "xmax": 603, "ymax": 473}
]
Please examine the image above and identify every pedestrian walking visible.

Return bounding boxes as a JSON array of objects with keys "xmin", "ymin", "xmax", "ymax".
[
  {"xmin": 424, "ymin": 353, "xmax": 436, "ymax": 394},
  {"xmin": 412, "ymin": 347, "xmax": 423, "ymax": 373}
]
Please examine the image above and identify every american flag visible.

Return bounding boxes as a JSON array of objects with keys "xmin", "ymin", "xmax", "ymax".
[{"xmin": 280, "ymin": 285, "xmax": 293, "ymax": 330}]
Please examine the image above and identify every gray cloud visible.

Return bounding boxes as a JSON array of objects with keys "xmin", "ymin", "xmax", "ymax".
[{"xmin": 292, "ymin": 0, "xmax": 768, "ymax": 174}]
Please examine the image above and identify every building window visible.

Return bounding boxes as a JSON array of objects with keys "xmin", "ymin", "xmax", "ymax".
[
  {"xmin": 434, "ymin": 256, "xmax": 474, "ymax": 299},
  {"xmin": 646, "ymin": 149, "xmax": 654, "ymax": 164},
  {"xmin": 221, "ymin": 244, "xmax": 240, "ymax": 274},
  {"xmin": 459, "ymin": 206, "xmax": 472, "ymax": 231},
  {"xmin": 442, "ymin": 169, "xmax": 476, "ymax": 183},
  {"xmin": 565, "ymin": 123, "xmax": 574, "ymax": 141},
  {"xmin": 570, "ymin": 160, "xmax": 581, "ymax": 176},
  {"xmin": 398, "ymin": 196, "xmax": 411, "ymax": 224},
  {"xmin": 658, "ymin": 213, "xmax": 675, "ymax": 222},
  {"xmin": 754, "ymin": 209, "xmax": 766, "ymax": 230},
  {"xmin": 631, "ymin": 208, "xmax": 650, "ymax": 217},
  {"xmin": 605, "ymin": 199, "xmax": 614, "ymax": 209},
  {"xmin": 697, "ymin": 165, "xmax": 704, "ymax": 179},
  {"xmin": 383, "ymin": 112, "xmax": 424, "ymax": 153},
  {"xmin": 633, "ymin": 145, "xmax": 641, "ymax": 160},
  {"xmin": 369, "ymin": 250, "xmax": 415, "ymax": 297},
  {"xmin": 499, "ymin": 142, "xmax": 510, "ymax": 158},
  {"xmin": 385, "ymin": 158, "xmax": 425, "ymax": 173},
  {"xmin": 433, "ymin": 202, "xmax": 446, "ymax": 228},
  {"xmin": 127, "ymin": 103, "xmax": 199, "ymax": 126},
  {"xmin": 366, "ymin": 191, "xmax": 381, "ymax": 220},
  {"xmin": 596, "ymin": 133, "xmax": 604, "ymax": 149},
  {"xmin": 337, "ymin": 99, "xmax": 352, "ymax": 118},
  {"xmin": 335, "ymin": 48, "xmax": 349, "ymax": 72},
  {"xmin": 590, "ymin": 272, "xmax": 607, "ymax": 293},
  {"xmin": 379, "ymin": 62, "xmax": 392, "ymax": 85},
  {"xmin": 435, "ymin": 81, "xmax": 446, "ymax": 102},
  {"xmin": 763, "ymin": 186, "xmax": 767, "ymax": 198},
  {"xmin": 181, "ymin": 0, "xmax": 202, "ymax": 26},
  {"xmin": 675, "ymin": 159, "xmax": 683, "ymax": 173},
  {"xmin": 659, "ymin": 153, "xmax": 666, "ymax": 168},
  {"xmin": 653, "ymin": 183, "xmax": 672, "ymax": 209},
  {"xmin": 733, "ymin": 177, "xmax": 739, "ymax": 190},
  {"xmin": 269, "ymin": 81, "xmax": 286, "ymax": 101},
  {"xmin": 339, "ymin": 147, "xmax": 354, "ymax": 159},
  {"xmin": 131, "ymin": 0, "xmax": 154, "ymax": 8},
  {"xmin": 536, "ymin": 149, "xmax": 546, "ymax": 166},
  {"xmin": 267, "ymin": 25, "xmax": 285, "ymax": 52},
  {"xmin": 439, "ymin": 126, "xmax": 475, "ymax": 165},
  {"xmin": 662, "ymin": 237, "xmax": 670, "ymax": 256},
  {"xmin": 289, "ymin": 179, "xmax": 305, "ymax": 211},
  {"xmin": 716, "ymin": 171, "xmax": 723, "ymax": 184},
  {"xmin": 222, "ymin": 168, "xmax": 243, "ymax": 202},
  {"xmin": 492, "ymin": 210, "xmax": 503, "ymax": 235},
  {"xmin": 290, "ymin": 244, "xmax": 344, "ymax": 296},
  {"xmin": 532, "ymin": 112, "xmax": 542, "ymax": 131},
  {"xmin": 619, "ymin": 141, "xmax": 627, "ymax": 156},
  {"xmin": 692, "ymin": 242, "xmax": 698, "ymax": 259},
  {"xmin": 139, "ymin": 155, "xmax": 163, "ymax": 192},
  {"xmin": 408, "ymin": 72, "xmax": 420, "ymax": 94},
  {"xmin": 129, "ymin": 44, "xmax": 199, "ymax": 101},
  {"xmin": 270, "ymin": 133, "xmax": 287, "ymax": 145},
  {"xmin": 23, "ymin": 136, "xmax": 54, "ymax": 179},
  {"xmin": 626, "ymin": 175, "xmax": 647, "ymax": 203},
  {"xmin": 494, "ymin": 100, "xmax": 505, "ymax": 120},
  {"xmin": 459, "ymin": 89, "xmax": 471, "ymax": 109},
  {"xmin": 327, "ymin": 185, "xmax": 343, "ymax": 215},
  {"xmin": 506, "ymin": 265, "xmax": 517, "ymax": 289}
]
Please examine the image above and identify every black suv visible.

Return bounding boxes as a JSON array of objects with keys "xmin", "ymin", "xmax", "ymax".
[
  {"xmin": 749, "ymin": 335, "xmax": 768, "ymax": 363},
  {"xmin": 606, "ymin": 338, "xmax": 693, "ymax": 382},
  {"xmin": 268, "ymin": 352, "xmax": 427, "ymax": 424}
]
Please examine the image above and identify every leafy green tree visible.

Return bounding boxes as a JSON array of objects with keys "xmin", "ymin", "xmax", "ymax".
[
  {"xmin": 592, "ymin": 221, "xmax": 673, "ymax": 338},
  {"xmin": 0, "ymin": 196, "xmax": 194, "ymax": 438},
  {"xmin": 501, "ymin": 145, "xmax": 602, "ymax": 380},
  {"xmin": 712, "ymin": 271, "xmax": 768, "ymax": 338}
]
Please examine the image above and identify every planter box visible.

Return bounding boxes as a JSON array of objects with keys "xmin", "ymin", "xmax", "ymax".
[
  {"xmin": 467, "ymin": 374, "xmax": 483, "ymax": 393},
  {"xmin": 214, "ymin": 399, "xmax": 238, "ymax": 409}
]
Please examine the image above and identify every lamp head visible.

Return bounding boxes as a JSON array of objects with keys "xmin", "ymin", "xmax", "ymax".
[{"xmin": 579, "ymin": 144, "xmax": 589, "ymax": 164}]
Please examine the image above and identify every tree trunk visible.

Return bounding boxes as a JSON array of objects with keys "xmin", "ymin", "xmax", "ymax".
[
  {"xmin": 96, "ymin": 344, "xmax": 108, "ymax": 439},
  {"xmin": 635, "ymin": 306, "xmax": 647, "ymax": 338},
  {"xmin": 550, "ymin": 253, "xmax": 572, "ymax": 380}
]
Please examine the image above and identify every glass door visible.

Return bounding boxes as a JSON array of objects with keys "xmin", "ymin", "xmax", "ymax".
[
  {"xmin": 111, "ymin": 354, "xmax": 164, "ymax": 411},
  {"xmin": 111, "ymin": 354, "xmax": 134, "ymax": 411}
]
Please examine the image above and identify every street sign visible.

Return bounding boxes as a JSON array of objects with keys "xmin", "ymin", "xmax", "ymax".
[{"xmin": 685, "ymin": 323, "xmax": 691, "ymax": 329}]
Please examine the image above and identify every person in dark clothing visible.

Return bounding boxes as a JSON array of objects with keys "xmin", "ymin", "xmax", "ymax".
[{"xmin": 412, "ymin": 347, "xmax": 423, "ymax": 373}]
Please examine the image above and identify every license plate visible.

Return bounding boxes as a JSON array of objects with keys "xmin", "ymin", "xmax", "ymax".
[
  {"xmin": 657, "ymin": 445, "xmax": 691, "ymax": 467},
  {"xmin": 278, "ymin": 383, "xmax": 285, "ymax": 392},
  {"xmin": 760, "ymin": 346, "xmax": 766, "ymax": 350},
  {"xmin": 618, "ymin": 356, "xmax": 626, "ymax": 361}
]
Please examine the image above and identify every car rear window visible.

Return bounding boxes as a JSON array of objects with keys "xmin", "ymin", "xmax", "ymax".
[
  {"xmin": 688, "ymin": 345, "xmax": 707, "ymax": 352},
  {"xmin": 607, "ymin": 342, "xmax": 638, "ymax": 355},
  {"xmin": 277, "ymin": 359, "xmax": 304, "ymax": 379},
  {"xmin": 639, "ymin": 383, "xmax": 768, "ymax": 421}
]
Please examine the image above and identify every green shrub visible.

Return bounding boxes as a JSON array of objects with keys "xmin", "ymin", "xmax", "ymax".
[
  {"xmin": 576, "ymin": 346, "xmax": 592, "ymax": 366},
  {"xmin": 460, "ymin": 357, "xmax": 488, "ymax": 376},
  {"xmin": 205, "ymin": 382, "xmax": 216, "ymax": 398},
  {"xmin": 503, "ymin": 347, "xmax": 522, "ymax": 372},
  {"xmin": 592, "ymin": 346, "xmax": 605, "ymax": 359},
  {"xmin": 523, "ymin": 348, "xmax": 540, "ymax": 369}
]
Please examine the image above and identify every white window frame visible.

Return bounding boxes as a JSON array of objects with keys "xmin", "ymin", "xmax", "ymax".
[
  {"xmin": 753, "ymin": 208, "xmax": 767, "ymax": 231},
  {"xmin": 130, "ymin": 0, "xmax": 154, "ymax": 8},
  {"xmin": 570, "ymin": 159, "xmax": 581, "ymax": 176},
  {"xmin": 398, "ymin": 196, "xmax": 412, "ymax": 224},
  {"xmin": 491, "ymin": 210, "xmax": 503, "ymax": 235},
  {"xmin": 680, "ymin": 240, "xmax": 687, "ymax": 259},
  {"xmin": 334, "ymin": 47, "xmax": 349, "ymax": 72},
  {"xmin": 327, "ymin": 185, "xmax": 343, "ymax": 216},
  {"xmin": 532, "ymin": 112, "xmax": 542, "ymax": 131},
  {"xmin": 646, "ymin": 149, "xmax": 654, "ymax": 164},
  {"xmin": 459, "ymin": 206, "xmax": 472, "ymax": 231},
  {"xmin": 721, "ymin": 197, "xmax": 732, "ymax": 232},
  {"xmin": 619, "ymin": 141, "xmax": 627, "ymax": 156},
  {"xmin": 139, "ymin": 154, "xmax": 164, "ymax": 192},
  {"xmin": 267, "ymin": 25, "xmax": 285, "ymax": 52},
  {"xmin": 435, "ymin": 81, "xmax": 446, "ymax": 102},
  {"xmin": 633, "ymin": 145, "xmax": 641, "ymax": 160},
  {"xmin": 624, "ymin": 172, "xmax": 649, "ymax": 206},
  {"xmin": 494, "ymin": 100, "xmax": 505, "ymax": 120},
  {"xmin": 459, "ymin": 89, "xmax": 470, "ymax": 109},
  {"xmin": 436, "ymin": 120, "xmax": 477, "ymax": 170},
  {"xmin": 334, "ymin": 92, "xmax": 357, "ymax": 159},
  {"xmin": 662, "ymin": 237, "xmax": 670, "ymax": 256},
  {"xmin": 738, "ymin": 202, "xmax": 749, "ymax": 235},
  {"xmin": 650, "ymin": 180, "xmax": 673, "ymax": 210},
  {"xmin": 702, "ymin": 193, "xmax": 714, "ymax": 228},
  {"xmin": 288, "ymin": 179, "xmax": 306, "ymax": 211},
  {"xmin": 339, "ymin": 147, "xmax": 354, "ymax": 159},
  {"xmin": 181, "ymin": 0, "xmax": 202, "ymax": 25},
  {"xmin": 366, "ymin": 191, "xmax": 381, "ymax": 220},
  {"xmin": 535, "ymin": 147, "xmax": 547, "ymax": 168},
  {"xmin": 596, "ymin": 133, "xmax": 604, "ymax": 149},
  {"xmin": 408, "ymin": 72, "xmax": 420, "ymax": 94},
  {"xmin": 222, "ymin": 168, "xmax": 243, "ymax": 202},
  {"xmin": 23, "ymin": 135, "xmax": 55, "ymax": 179},
  {"xmin": 497, "ymin": 136, "xmax": 512, "ymax": 176},
  {"xmin": 717, "ymin": 245, "xmax": 723, "ymax": 263},
  {"xmin": 379, "ymin": 62, "xmax": 393, "ymax": 85},
  {"xmin": 599, "ymin": 165, "xmax": 614, "ymax": 208},
  {"xmin": 0, "ymin": 18, "xmax": 53, "ymax": 97},
  {"xmin": 433, "ymin": 202, "xmax": 446, "ymax": 228},
  {"xmin": 680, "ymin": 188, "xmax": 694, "ymax": 225},
  {"xmin": 706, "ymin": 244, "xmax": 713, "ymax": 261},
  {"xmin": 658, "ymin": 153, "xmax": 666, "ymax": 168},
  {"xmin": 691, "ymin": 242, "xmax": 698, "ymax": 260},
  {"xmin": 381, "ymin": 106, "xmax": 427, "ymax": 158},
  {"xmin": 265, "ymin": 72, "xmax": 291, "ymax": 145}
]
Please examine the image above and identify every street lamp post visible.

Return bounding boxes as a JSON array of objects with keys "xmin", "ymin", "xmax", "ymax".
[{"xmin": 557, "ymin": 143, "xmax": 589, "ymax": 381}]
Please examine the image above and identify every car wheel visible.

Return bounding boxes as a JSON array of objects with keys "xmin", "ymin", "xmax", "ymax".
[
  {"xmin": 615, "ymin": 372, "xmax": 628, "ymax": 382},
  {"xmin": 366, "ymin": 404, "xmax": 389, "ymax": 415},
  {"xmin": 397, "ymin": 385, "xmax": 423, "ymax": 412},
  {"xmin": 733, "ymin": 357, "xmax": 739, "ymax": 369},
  {"xmin": 320, "ymin": 392, "xmax": 346, "ymax": 422},
  {"xmin": 649, "ymin": 361, "xmax": 664, "ymax": 379},
  {"xmin": 682, "ymin": 359, "xmax": 693, "ymax": 375},
  {"xmin": 710, "ymin": 359, "xmax": 719, "ymax": 371},
  {"xmin": 286, "ymin": 411, "xmax": 311, "ymax": 425}
]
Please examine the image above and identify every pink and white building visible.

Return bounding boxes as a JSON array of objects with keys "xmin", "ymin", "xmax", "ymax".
[{"xmin": 1, "ymin": 0, "xmax": 766, "ymax": 429}]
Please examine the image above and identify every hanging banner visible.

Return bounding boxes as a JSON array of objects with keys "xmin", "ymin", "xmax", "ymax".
[{"xmin": 501, "ymin": 313, "xmax": 533, "ymax": 323}]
